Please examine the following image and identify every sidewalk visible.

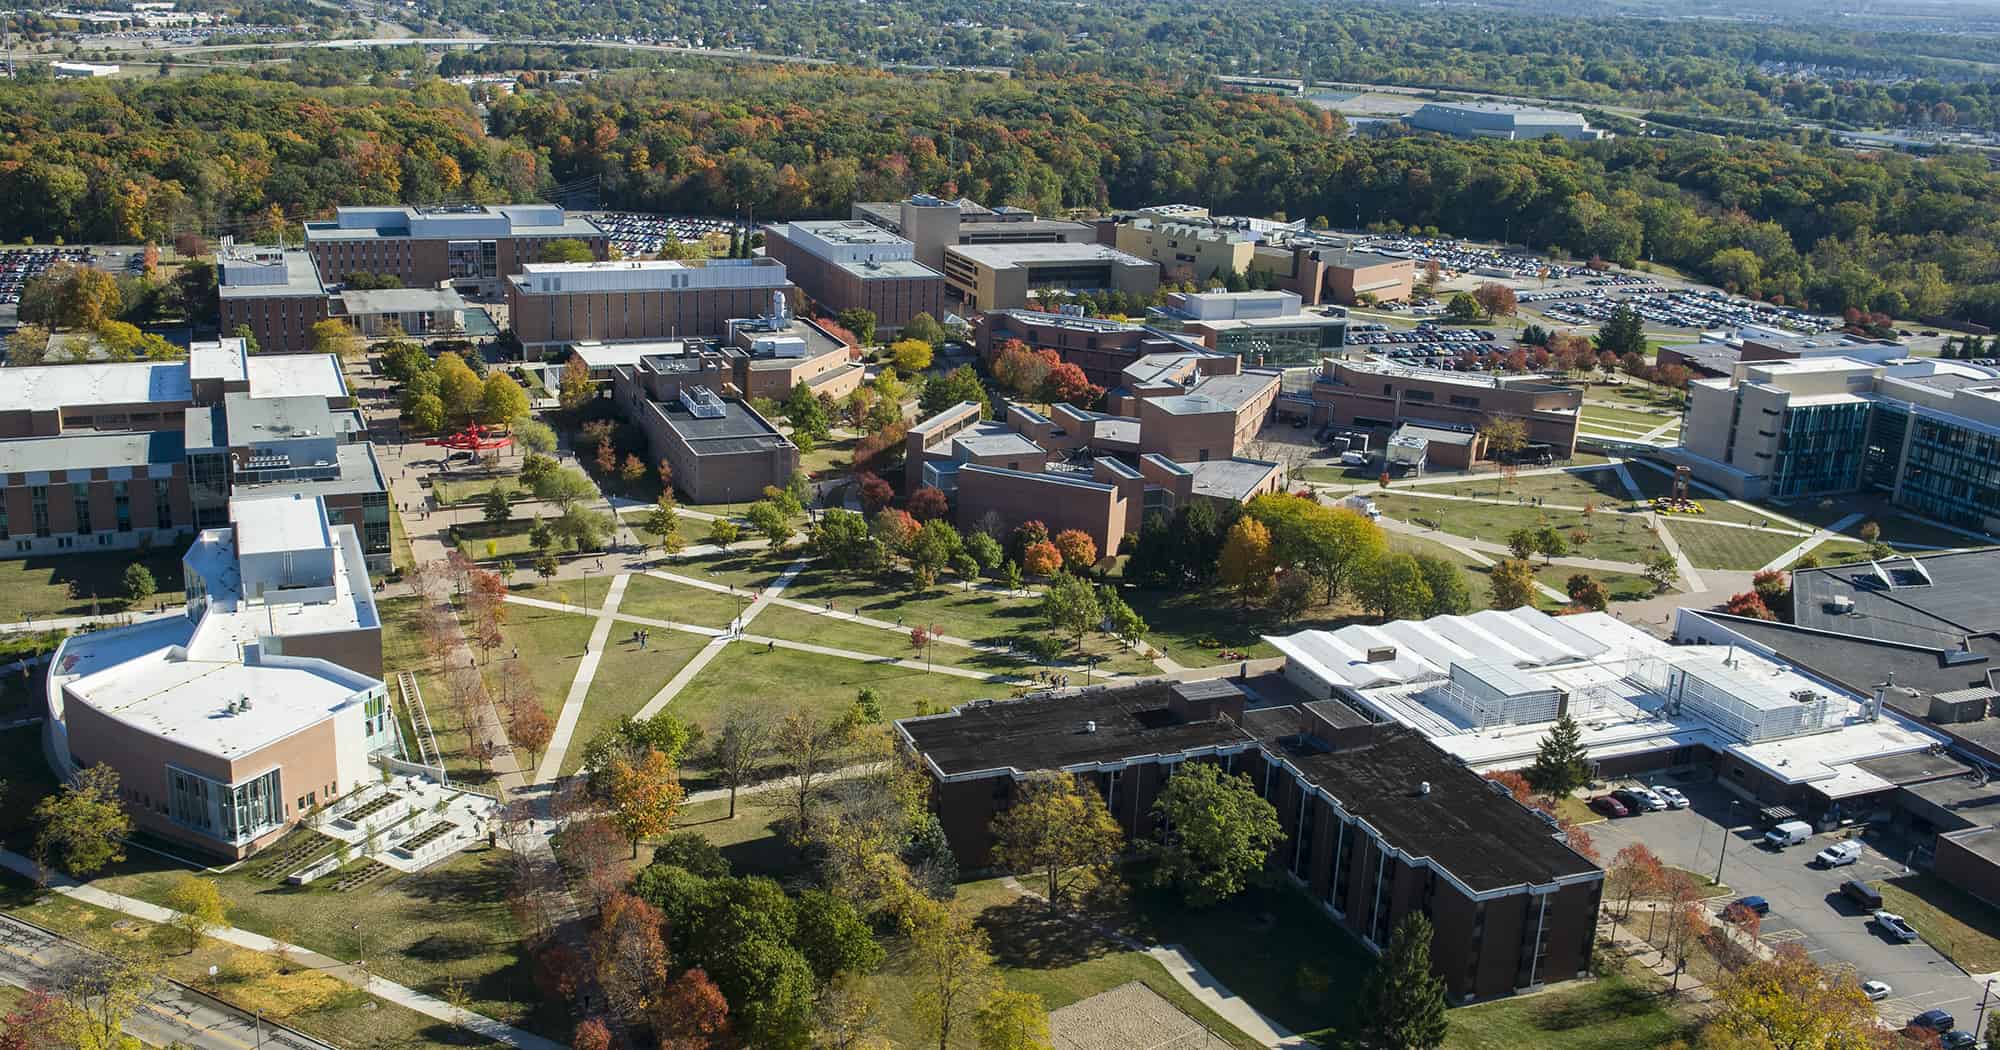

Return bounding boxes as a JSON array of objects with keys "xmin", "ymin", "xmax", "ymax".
[{"xmin": 0, "ymin": 849, "xmax": 562, "ymax": 1050}]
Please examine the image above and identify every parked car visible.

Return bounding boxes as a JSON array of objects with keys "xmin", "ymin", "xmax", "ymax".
[
  {"xmin": 1814, "ymin": 841, "xmax": 1863, "ymax": 868},
  {"xmin": 1874, "ymin": 912, "xmax": 1920, "ymax": 943},
  {"xmin": 1651, "ymin": 785, "xmax": 1689, "ymax": 809},
  {"xmin": 1911, "ymin": 1009, "xmax": 1956, "ymax": 1033},
  {"xmin": 1862, "ymin": 980, "xmax": 1892, "ymax": 1001},
  {"xmin": 1764, "ymin": 820, "xmax": 1813, "ymax": 849},
  {"xmin": 1626, "ymin": 787, "xmax": 1669, "ymax": 811},
  {"xmin": 1940, "ymin": 1030, "xmax": 1978, "ymax": 1050},
  {"xmin": 1589, "ymin": 795, "xmax": 1630, "ymax": 818},
  {"xmin": 1611, "ymin": 788, "xmax": 1660, "ymax": 813},
  {"xmin": 1732, "ymin": 895, "xmax": 1770, "ymax": 916},
  {"xmin": 1843, "ymin": 879, "xmax": 1884, "ymax": 910}
]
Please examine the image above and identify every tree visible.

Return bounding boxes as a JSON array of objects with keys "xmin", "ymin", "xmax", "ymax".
[
  {"xmin": 1040, "ymin": 571, "xmax": 1101, "ymax": 648},
  {"xmin": 603, "ymin": 747, "xmax": 684, "ymax": 857},
  {"xmin": 1565, "ymin": 573, "xmax": 1610, "ymax": 612},
  {"xmin": 1594, "ymin": 304, "xmax": 1647, "ymax": 357},
  {"xmin": 908, "ymin": 486, "xmax": 950, "ymax": 522},
  {"xmin": 1151, "ymin": 763, "xmax": 1284, "ymax": 907},
  {"xmin": 1217, "ymin": 516, "xmax": 1275, "ymax": 607},
  {"xmin": 1413, "ymin": 554, "xmax": 1471, "ymax": 615},
  {"xmin": 162, "ymin": 874, "xmax": 227, "ymax": 954},
  {"xmin": 1472, "ymin": 282, "xmax": 1518, "ymax": 318},
  {"xmin": 653, "ymin": 967, "xmax": 731, "ymax": 1050},
  {"xmin": 974, "ymin": 989, "xmax": 1051, "ymax": 1050},
  {"xmin": 541, "ymin": 238, "xmax": 596, "ymax": 263},
  {"xmin": 1445, "ymin": 291, "xmax": 1482, "ymax": 321},
  {"xmin": 890, "ymin": 338, "xmax": 934, "ymax": 373},
  {"xmin": 1356, "ymin": 552, "xmax": 1432, "ymax": 620},
  {"xmin": 1857, "ymin": 520, "xmax": 1881, "ymax": 545},
  {"xmin": 590, "ymin": 891, "xmax": 670, "ymax": 1024},
  {"xmin": 1722, "ymin": 591, "xmax": 1775, "ymax": 620},
  {"xmin": 121, "ymin": 564, "xmax": 155, "ymax": 605},
  {"xmin": 990, "ymin": 775, "xmax": 1125, "ymax": 906},
  {"xmin": 645, "ymin": 495, "xmax": 683, "ymax": 554},
  {"xmin": 1021, "ymin": 540, "xmax": 1062, "ymax": 578},
  {"xmin": 1525, "ymin": 713, "xmax": 1591, "ymax": 796},
  {"xmin": 482, "ymin": 485, "xmax": 514, "ymax": 527},
  {"xmin": 436, "ymin": 352, "xmax": 485, "ymax": 423},
  {"xmin": 403, "ymin": 391, "xmax": 446, "ymax": 434},
  {"xmin": 1051, "ymin": 529, "xmax": 1097, "ymax": 571},
  {"xmin": 708, "ymin": 518, "xmax": 741, "ymax": 549},
  {"xmin": 1357, "ymin": 912, "xmax": 1449, "ymax": 1050},
  {"xmin": 1488, "ymin": 558, "xmax": 1537, "ymax": 610},
  {"xmin": 837, "ymin": 308, "xmax": 878, "ymax": 346},
  {"xmin": 1709, "ymin": 945, "xmax": 1878, "ymax": 1048},
  {"xmin": 784, "ymin": 380, "xmax": 833, "ymax": 448},
  {"xmin": 514, "ymin": 417, "xmax": 557, "ymax": 455},
  {"xmin": 769, "ymin": 705, "xmax": 856, "ymax": 839},
  {"xmin": 905, "ymin": 898, "xmax": 996, "ymax": 1050},
  {"xmin": 793, "ymin": 889, "xmax": 885, "ymax": 980},
  {"xmin": 920, "ymin": 364, "xmax": 990, "ymax": 420},
  {"xmin": 1608, "ymin": 842, "xmax": 1665, "ymax": 919},
  {"xmin": 34, "ymin": 764, "xmax": 131, "ymax": 877},
  {"xmin": 481, "ymin": 372, "xmax": 530, "ymax": 425},
  {"xmin": 308, "ymin": 318, "xmax": 362, "ymax": 360},
  {"xmin": 747, "ymin": 500, "xmax": 796, "ymax": 549},
  {"xmin": 571, "ymin": 1018, "xmax": 613, "ymax": 1050},
  {"xmin": 1479, "ymin": 416, "xmax": 1528, "ymax": 472},
  {"xmin": 20, "ymin": 263, "xmax": 121, "ymax": 329},
  {"xmin": 558, "ymin": 355, "xmax": 595, "ymax": 411},
  {"xmin": 705, "ymin": 710, "xmax": 772, "ymax": 819},
  {"xmin": 1645, "ymin": 551, "xmax": 1680, "ymax": 594},
  {"xmin": 508, "ymin": 695, "xmax": 555, "ymax": 770}
]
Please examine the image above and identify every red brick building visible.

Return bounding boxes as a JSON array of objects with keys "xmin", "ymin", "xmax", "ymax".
[
  {"xmin": 303, "ymin": 204, "xmax": 608, "ymax": 295},
  {"xmin": 761, "ymin": 220, "xmax": 945, "ymax": 335}
]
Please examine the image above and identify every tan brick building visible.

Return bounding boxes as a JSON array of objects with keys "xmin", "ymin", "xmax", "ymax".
[
  {"xmin": 1310, "ymin": 358, "xmax": 1582, "ymax": 461},
  {"xmin": 941, "ymin": 242, "xmax": 1160, "ymax": 312},
  {"xmin": 304, "ymin": 204, "xmax": 608, "ymax": 295},
  {"xmin": 506, "ymin": 258, "xmax": 798, "ymax": 351},
  {"xmin": 217, "ymin": 245, "xmax": 329, "ymax": 355},
  {"xmin": 761, "ymin": 220, "xmax": 946, "ymax": 334}
]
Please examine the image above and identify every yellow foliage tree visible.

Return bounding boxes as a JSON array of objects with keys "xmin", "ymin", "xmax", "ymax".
[{"xmin": 1217, "ymin": 516, "xmax": 1275, "ymax": 607}]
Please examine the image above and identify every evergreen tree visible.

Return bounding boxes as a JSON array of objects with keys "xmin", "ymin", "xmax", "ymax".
[
  {"xmin": 1593, "ymin": 305, "xmax": 1647, "ymax": 358},
  {"xmin": 1525, "ymin": 713, "xmax": 1591, "ymax": 796},
  {"xmin": 1357, "ymin": 912, "xmax": 1449, "ymax": 1050}
]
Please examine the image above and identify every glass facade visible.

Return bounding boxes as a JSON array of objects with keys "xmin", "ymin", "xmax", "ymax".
[
  {"xmin": 1768, "ymin": 402, "xmax": 1870, "ymax": 498},
  {"xmin": 168, "ymin": 765, "xmax": 284, "ymax": 844},
  {"xmin": 1215, "ymin": 323, "xmax": 1345, "ymax": 367},
  {"xmin": 1900, "ymin": 413, "xmax": 2000, "ymax": 529},
  {"xmin": 1863, "ymin": 404, "xmax": 1910, "ymax": 492}
]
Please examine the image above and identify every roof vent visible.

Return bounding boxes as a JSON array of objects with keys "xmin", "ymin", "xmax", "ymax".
[
  {"xmin": 1366, "ymin": 645, "xmax": 1398, "ymax": 664},
  {"xmin": 1418, "ymin": 781, "xmax": 1432, "ymax": 796},
  {"xmin": 1829, "ymin": 595, "xmax": 1855, "ymax": 614},
  {"xmin": 1083, "ymin": 720, "xmax": 1097, "ymax": 734}
]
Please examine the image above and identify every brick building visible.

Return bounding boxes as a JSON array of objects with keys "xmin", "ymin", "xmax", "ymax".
[
  {"xmin": 217, "ymin": 245, "xmax": 329, "ymax": 355},
  {"xmin": 851, "ymin": 195, "xmax": 1094, "ymax": 271},
  {"xmin": 608, "ymin": 352, "xmax": 798, "ymax": 505},
  {"xmin": 1310, "ymin": 358, "xmax": 1582, "ymax": 463},
  {"xmin": 897, "ymin": 677, "xmax": 1604, "ymax": 1002},
  {"xmin": 303, "ymin": 204, "xmax": 607, "ymax": 296},
  {"xmin": 506, "ymin": 258, "xmax": 797, "ymax": 351},
  {"xmin": 760, "ymin": 220, "xmax": 946, "ymax": 334},
  {"xmin": 941, "ymin": 242, "xmax": 1160, "ymax": 312}
]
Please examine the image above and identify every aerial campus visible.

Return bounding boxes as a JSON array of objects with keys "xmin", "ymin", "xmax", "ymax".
[{"xmin": 9, "ymin": 4, "xmax": 2000, "ymax": 1050}]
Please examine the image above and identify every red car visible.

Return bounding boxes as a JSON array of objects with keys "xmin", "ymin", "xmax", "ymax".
[{"xmin": 1589, "ymin": 795, "xmax": 1630, "ymax": 818}]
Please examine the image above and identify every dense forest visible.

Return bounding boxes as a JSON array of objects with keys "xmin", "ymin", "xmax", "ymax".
[
  {"xmin": 6, "ymin": 63, "xmax": 2000, "ymax": 325},
  {"xmin": 416, "ymin": 0, "xmax": 2000, "ymax": 128}
]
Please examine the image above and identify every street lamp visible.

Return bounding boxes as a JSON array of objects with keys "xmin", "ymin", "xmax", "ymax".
[{"xmin": 1715, "ymin": 800, "xmax": 1743, "ymax": 886}]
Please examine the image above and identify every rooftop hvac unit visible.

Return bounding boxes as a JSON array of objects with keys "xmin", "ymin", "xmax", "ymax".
[
  {"xmin": 1366, "ymin": 645, "xmax": 1398, "ymax": 664},
  {"xmin": 1828, "ymin": 594, "xmax": 1855, "ymax": 614},
  {"xmin": 679, "ymin": 387, "xmax": 728, "ymax": 420}
]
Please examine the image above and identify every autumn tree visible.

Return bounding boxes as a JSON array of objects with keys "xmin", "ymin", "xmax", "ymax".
[
  {"xmin": 1608, "ymin": 843, "xmax": 1665, "ymax": 919},
  {"xmin": 974, "ymin": 989, "xmax": 1052, "ymax": 1050},
  {"xmin": 653, "ymin": 967, "xmax": 732, "ymax": 1050},
  {"xmin": 1722, "ymin": 591, "xmax": 1774, "ymax": 620},
  {"xmin": 1710, "ymin": 944, "xmax": 1877, "ymax": 1045},
  {"xmin": 308, "ymin": 318, "xmax": 363, "ymax": 360},
  {"xmin": 509, "ymin": 694, "xmax": 555, "ymax": 770},
  {"xmin": 1488, "ymin": 558, "xmax": 1537, "ymax": 610},
  {"xmin": 1021, "ymin": 539, "xmax": 1062, "ymax": 577},
  {"xmin": 1151, "ymin": 763, "xmax": 1284, "ymax": 907},
  {"xmin": 1051, "ymin": 529, "xmax": 1097, "ymax": 571},
  {"xmin": 1473, "ymin": 282, "xmax": 1518, "ymax": 318},
  {"xmin": 769, "ymin": 705, "xmax": 857, "ymax": 839},
  {"xmin": 990, "ymin": 774, "xmax": 1125, "ymax": 906},
  {"xmin": 907, "ymin": 485, "xmax": 950, "ymax": 522},
  {"xmin": 1217, "ymin": 516, "xmax": 1275, "ymax": 607},
  {"xmin": 558, "ymin": 355, "xmax": 594, "ymax": 410},
  {"xmin": 163, "ymin": 874, "xmax": 227, "ymax": 954},
  {"xmin": 890, "ymin": 338, "xmax": 934, "ymax": 373},
  {"xmin": 905, "ymin": 898, "xmax": 997, "ymax": 1050},
  {"xmin": 591, "ymin": 891, "xmax": 670, "ymax": 1024},
  {"xmin": 704, "ymin": 709, "xmax": 773, "ymax": 819},
  {"xmin": 482, "ymin": 372, "xmax": 530, "ymax": 425},
  {"xmin": 34, "ymin": 764, "xmax": 131, "ymax": 877},
  {"xmin": 603, "ymin": 747, "xmax": 684, "ymax": 857}
]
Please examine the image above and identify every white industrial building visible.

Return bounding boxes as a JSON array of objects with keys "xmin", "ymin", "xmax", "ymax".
[{"xmin": 1406, "ymin": 103, "xmax": 1607, "ymax": 142}]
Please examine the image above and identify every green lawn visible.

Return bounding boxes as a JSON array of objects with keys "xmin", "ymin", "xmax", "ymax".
[
  {"xmin": 506, "ymin": 573, "xmax": 614, "ymax": 611},
  {"xmin": 620, "ymin": 572, "xmax": 755, "ymax": 628},
  {"xmin": 1661, "ymin": 520, "xmax": 1807, "ymax": 571},
  {"xmin": 666, "ymin": 643, "xmax": 1011, "ymax": 736},
  {"xmin": 1373, "ymin": 494, "xmax": 1667, "ymax": 565},
  {"xmin": 1581, "ymin": 404, "xmax": 1678, "ymax": 431},
  {"xmin": 752, "ymin": 602, "xmax": 1029, "ymax": 674},
  {"xmin": 797, "ymin": 434, "xmax": 859, "ymax": 479},
  {"xmin": 1769, "ymin": 493, "xmax": 2000, "ymax": 550},
  {"xmin": 780, "ymin": 567, "xmax": 1047, "ymax": 648},
  {"xmin": 1875, "ymin": 873, "xmax": 2000, "ymax": 973},
  {"xmin": 1531, "ymin": 564, "xmax": 1670, "ymax": 605},
  {"xmin": 390, "ymin": 503, "xmax": 415, "ymax": 575},
  {"xmin": 658, "ymin": 548, "xmax": 787, "ymax": 592},
  {"xmin": 451, "ymin": 520, "xmax": 538, "ymax": 561},
  {"xmin": 1444, "ymin": 957, "xmax": 1695, "ymax": 1050},
  {"xmin": 87, "ymin": 843, "xmax": 559, "ymax": 1038},
  {"xmin": 3, "ymin": 875, "xmax": 508, "ymax": 1049},
  {"xmin": 668, "ymin": 797, "xmax": 811, "ymax": 881},
  {"xmin": 431, "ymin": 476, "xmax": 523, "ymax": 507},
  {"xmin": 1405, "ymin": 466, "xmax": 1634, "ymax": 508},
  {"xmin": 377, "ymin": 595, "xmax": 458, "ymax": 774},
  {"xmin": 560, "ymin": 624, "xmax": 708, "ymax": 776},
  {"xmin": 0, "ymin": 548, "xmax": 185, "ymax": 621}
]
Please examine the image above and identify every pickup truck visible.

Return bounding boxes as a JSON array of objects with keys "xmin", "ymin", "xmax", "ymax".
[
  {"xmin": 1873, "ymin": 911, "xmax": 1920, "ymax": 943},
  {"xmin": 1814, "ymin": 840, "xmax": 1863, "ymax": 868}
]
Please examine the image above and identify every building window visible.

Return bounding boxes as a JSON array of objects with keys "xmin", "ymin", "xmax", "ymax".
[
  {"xmin": 168, "ymin": 768, "xmax": 214, "ymax": 832},
  {"xmin": 73, "ymin": 484, "xmax": 91, "ymax": 535},
  {"xmin": 29, "ymin": 486, "xmax": 49, "ymax": 538},
  {"xmin": 113, "ymin": 481, "xmax": 131, "ymax": 532},
  {"xmin": 156, "ymin": 479, "xmax": 177, "ymax": 529},
  {"xmin": 222, "ymin": 768, "xmax": 283, "ymax": 842}
]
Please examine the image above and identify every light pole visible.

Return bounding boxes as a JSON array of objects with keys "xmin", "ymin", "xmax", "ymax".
[
  {"xmin": 1715, "ymin": 800, "xmax": 1742, "ymax": 886},
  {"xmin": 1977, "ymin": 978, "xmax": 1998, "ymax": 1037}
]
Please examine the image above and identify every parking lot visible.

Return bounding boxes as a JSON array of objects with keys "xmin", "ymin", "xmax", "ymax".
[
  {"xmin": 1529, "ymin": 287, "xmax": 1841, "ymax": 334},
  {"xmin": 584, "ymin": 212, "xmax": 745, "ymax": 257},
  {"xmin": 1588, "ymin": 777, "xmax": 1991, "ymax": 1030}
]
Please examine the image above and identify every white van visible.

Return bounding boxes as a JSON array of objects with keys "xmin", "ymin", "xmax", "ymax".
[{"xmin": 1764, "ymin": 820, "xmax": 1812, "ymax": 849}]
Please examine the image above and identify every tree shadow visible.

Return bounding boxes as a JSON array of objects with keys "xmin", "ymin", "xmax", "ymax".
[{"xmin": 975, "ymin": 895, "xmax": 1121, "ymax": 970}]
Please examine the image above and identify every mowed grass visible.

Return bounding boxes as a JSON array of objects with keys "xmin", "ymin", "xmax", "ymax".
[
  {"xmin": 661, "ymin": 548, "xmax": 786, "ymax": 592},
  {"xmin": 1404, "ymin": 466, "xmax": 1634, "ymax": 508},
  {"xmin": 1581, "ymin": 403, "xmax": 1678, "ymax": 431},
  {"xmin": 560, "ymin": 624, "xmax": 708, "ymax": 776},
  {"xmin": 752, "ymin": 603, "xmax": 1040, "ymax": 675},
  {"xmin": 1876, "ymin": 873, "xmax": 2000, "ymax": 973},
  {"xmin": 1373, "ymin": 493, "xmax": 1667, "ymax": 565},
  {"xmin": 0, "ymin": 548, "xmax": 185, "ymax": 621},
  {"xmin": 619, "ymin": 572, "xmax": 755, "ymax": 628},
  {"xmin": 86, "ymin": 845, "xmax": 559, "ymax": 1037},
  {"xmin": 1444, "ymin": 957, "xmax": 1695, "ymax": 1050},
  {"xmin": 2, "ymin": 875, "xmax": 507, "ymax": 1050},
  {"xmin": 1662, "ymin": 520, "xmax": 1808, "ymax": 571},
  {"xmin": 666, "ymin": 643, "xmax": 1011, "ymax": 735}
]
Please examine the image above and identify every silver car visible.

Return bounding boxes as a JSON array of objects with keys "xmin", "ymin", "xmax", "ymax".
[{"xmin": 1651, "ymin": 786, "xmax": 1690, "ymax": 809}]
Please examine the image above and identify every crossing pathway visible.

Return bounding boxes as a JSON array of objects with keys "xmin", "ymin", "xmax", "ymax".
[{"xmin": 533, "ymin": 573, "xmax": 631, "ymax": 782}]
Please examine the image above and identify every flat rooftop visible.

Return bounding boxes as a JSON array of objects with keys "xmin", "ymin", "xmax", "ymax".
[
  {"xmin": 571, "ymin": 340, "xmax": 687, "ymax": 370},
  {"xmin": 246, "ymin": 354, "xmax": 348, "ymax": 402},
  {"xmin": 180, "ymin": 516, "xmax": 379, "ymax": 661},
  {"xmin": 217, "ymin": 249, "xmax": 324, "ymax": 299},
  {"xmin": 1793, "ymin": 550, "xmax": 2000, "ymax": 645},
  {"xmin": 946, "ymin": 243, "xmax": 1153, "ymax": 269},
  {"xmin": 231, "ymin": 493, "xmax": 332, "ymax": 557},
  {"xmin": 0, "ymin": 360, "xmax": 192, "ymax": 413},
  {"xmin": 654, "ymin": 395, "xmax": 790, "ymax": 456},
  {"xmin": 953, "ymin": 426, "xmax": 1044, "ymax": 459},
  {"xmin": 779, "ymin": 219, "xmax": 911, "ymax": 247},
  {"xmin": 1185, "ymin": 457, "xmax": 1280, "ymax": 501},
  {"xmin": 65, "ymin": 648, "xmax": 374, "ymax": 760},
  {"xmin": 899, "ymin": 683, "xmax": 1255, "ymax": 778},
  {"xmin": 1146, "ymin": 372, "xmax": 1278, "ymax": 415},
  {"xmin": 338, "ymin": 287, "xmax": 467, "ymax": 314},
  {"xmin": 224, "ymin": 393, "xmax": 338, "ymax": 448},
  {"xmin": 1318, "ymin": 247, "xmax": 1410, "ymax": 270},
  {"xmin": 229, "ymin": 442, "xmax": 386, "ymax": 501},
  {"xmin": 0, "ymin": 429, "xmax": 183, "ymax": 473}
]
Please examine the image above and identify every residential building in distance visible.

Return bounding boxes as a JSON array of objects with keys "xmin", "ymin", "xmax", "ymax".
[
  {"xmin": 1310, "ymin": 357, "xmax": 1583, "ymax": 467},
  {"xmin": 851, "ymin": 195, "xmax": 1095, "ymax": 271},
  {"xmin": 608, "ymin": 350, "xmax": 798, "ymax": 504},
  {"xmin": 760, "ymin": 220, "xmax": 946, "ymax": 334},
  {"xmin": 897, "ymin": 673, "xmax": 1603, "ymax": 1001},
  {"xmin": 907, "ymin": 355, "xmax": 1284, "ymax": 554},
  {"xmin": 1678, "ymin": 356, "xmax": 2000, "ymax": 529},
  {"xmin": 303, "ymin": 204, "xmax": 607, "ymax": 296},
  {"xmin": 0, "ymin": 341, "xmax": 380, "ymax": 562},
  {"xmin": 505, "ymin": 258, "xmax": 796, "ymax": 351},
  {"xmin": 940, "ymin": 242, "xmax": 1160, "ymax": 312},
  {"xmin": 217, "ymin": 243, "xmax": 329, "ymax": 355},
  {"xmin": 1406, "ymin": 103, "xmax": 1607, "ymax": 142},
  {"xmin": 44, "ymin": 493, "xmax": 390, "ymax": 859}
]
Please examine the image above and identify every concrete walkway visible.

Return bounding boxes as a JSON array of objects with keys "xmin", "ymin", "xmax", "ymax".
[
  {"xmin": 0, "ymin": 850, "xmax": 562, "ymax": 1050},
  {"xmin": 1757, "ymin": 512, "xmax": 1865, "ymax": 573},
  {"xmin": 1648, "ymin": 511, "xmax": 1708, "ymax": 595},
  {"xmin": 533, "ymin": 573, "xmax": 631, "ymax": 782},
  {"xmin": 631, "ymin": 557, "xmax": 807, "ymax": 722},
  {"xmin": 0, "ymin": 607, "xmax": 180, "ymax": 637}
]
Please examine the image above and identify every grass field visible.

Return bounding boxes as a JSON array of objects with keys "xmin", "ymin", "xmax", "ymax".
[
  {"xmin": 751, "ymin": 602, "xmax": 1055, "ymax": 675},
  {"xmin": 450, "ymin": 520, "xmax": 538, "ymax": 561},
  {"xmin": 1444, "ymin": 957, "xmax": 1695, "ymax": 1050},
  {"xmin": 659, "ymin": 548, "xmax": 787, "ymax": 592},
  {"xmin": 1875, "ymin": 873, "xmax": 2000, "ymax": 974},
  {"xmin": 1373, "ymin": 493, "xmax": 1667, "ymax": 565},
  {"xmin": 87, "ymin": 843, "xmax": 560, "ymax": 1038},
  {"xmin": 797, "ymin": 435, "xmax": 859, "ymax": 479},
  {"xmin": 1770, "ymin": 493, "xmax": 2000, "ymax": 550},
  {"xmin": 666, "ymin": 643, "xmax": 1010, "ymax": 737},
  {"xmin": 2, "ymin": 875, "xmax": 509, "ymax": 1049},
  {"xmin": 0, "ymin": 549, "xmax": 185, "ymax": 621},
  {"xmin": 1581, "ymin": 404, "xmax": 1679, "ymax": 431},
  {"xmin": 1661, "ymin": 520, "xmax": 1807, "ymax": 571},
  {"xmin": 619, "ymin": 572, "xmax": 752, "ymax": 628},
  {"xmin": 560, "ymin": 624, "xmax": 709, "ymax": 776},
  {"xmin": 1404, "ymin": 466, "xmax": 1635, "ymax": 508},
  {"xmin": 431, "ymin": 476, "xmax": 523, "ymax": 507}
]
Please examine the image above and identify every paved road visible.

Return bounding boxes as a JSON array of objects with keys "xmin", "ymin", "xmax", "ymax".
[
  {"xmin": 1588, "ymin": 778, "xmax": 1990, "ymax": 1030},
  {"xmin": 0, "ymin": 913, "xmax": 336, "ymax": 1050}
]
